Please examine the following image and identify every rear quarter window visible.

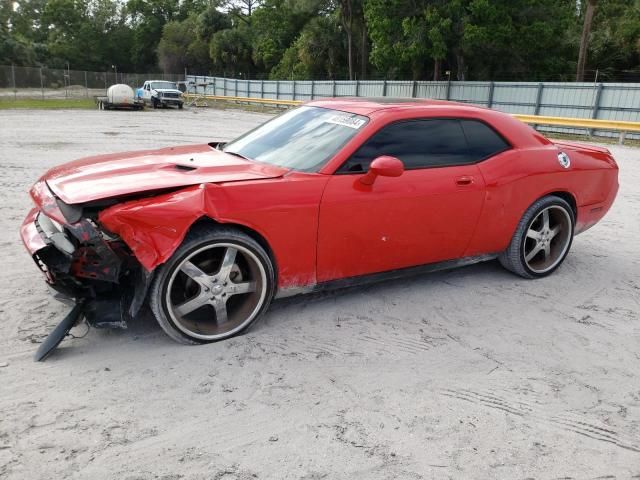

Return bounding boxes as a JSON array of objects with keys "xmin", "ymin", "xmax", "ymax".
[{"xmin": 461, "ymin": 120, "xmax": 510, "ymax": 160}]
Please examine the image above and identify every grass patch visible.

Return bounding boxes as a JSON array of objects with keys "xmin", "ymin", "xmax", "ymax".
[{"xmin": 0, "ymin": 97, "xmax": 96, "ymax": 110}]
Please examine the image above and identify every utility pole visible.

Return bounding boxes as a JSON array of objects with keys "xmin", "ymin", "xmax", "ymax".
[
  {"xmin": 65, "ymin": 62, "xmax": 70, "ymax": 98},
  {"xmin": 11, "ymin": 64, "xmax": 16, "ymax": 100},
  {"xmin": 576, "ymin": 0, "xmax": 597, "ymax": 82}
]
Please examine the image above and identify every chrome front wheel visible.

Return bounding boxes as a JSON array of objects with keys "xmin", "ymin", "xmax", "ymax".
[{"xmin": 150, "ymin": 226, "xmax": 275, "ymax": 344}]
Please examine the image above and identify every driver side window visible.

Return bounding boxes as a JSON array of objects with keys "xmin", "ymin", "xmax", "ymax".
[{"xmin": 338, "ymin": 118, "xmax": 509, "ymax": 173}]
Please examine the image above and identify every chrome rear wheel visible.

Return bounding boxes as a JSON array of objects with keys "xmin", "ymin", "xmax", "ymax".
[
  {"xmin": 523, "ymin": 206, "xmax": 572, "ymax": 274},
  {"xmin": 499, "ymin": 195, "xmax": 575, "ymax": 279}
]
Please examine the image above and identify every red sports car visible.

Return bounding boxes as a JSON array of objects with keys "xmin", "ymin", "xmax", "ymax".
[{"xmin": 21, "ymin": 98, "xmax": 619, "ymax": 357}]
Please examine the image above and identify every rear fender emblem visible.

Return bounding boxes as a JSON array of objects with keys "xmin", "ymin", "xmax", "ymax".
[{"xmin": 557, "ymin": 152, "xmax": 571, "ymax": 169}]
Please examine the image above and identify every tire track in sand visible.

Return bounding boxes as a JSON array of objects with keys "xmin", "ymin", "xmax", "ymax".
[{"xmin": 441, "ymin": 388, "xmax": 640, "ymax": 453}]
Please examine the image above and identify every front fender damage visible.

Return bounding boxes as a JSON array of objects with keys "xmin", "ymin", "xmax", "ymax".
[
  {"xmin": 35, "ymin": 184, "xmax": 261, "ymax": 360},
  {"xmin": 98, "ymin": 183, "xmax": 226, "ymax": 271}
]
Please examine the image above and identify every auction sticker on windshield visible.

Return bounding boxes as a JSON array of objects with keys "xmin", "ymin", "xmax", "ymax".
[{"xmin": 325, "ymin": 114, "xmax": 367, "ymax": 129}]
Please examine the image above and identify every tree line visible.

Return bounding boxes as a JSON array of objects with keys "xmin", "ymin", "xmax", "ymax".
[{"xmin": 1, "ymin": 0, "xmax": 639, "ymax": 81}]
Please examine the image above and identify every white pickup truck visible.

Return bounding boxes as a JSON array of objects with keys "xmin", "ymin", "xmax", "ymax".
[{"xmin": 135, "ymin": 80, "xmax": 184, "ymax": 109}]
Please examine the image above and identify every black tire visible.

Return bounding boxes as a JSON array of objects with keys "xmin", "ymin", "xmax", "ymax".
[
  {"xmin": 178, "ymin": 103, "xmax": 183, "ymax": 110},
  {"xmin": 499, "ymin": 195, "xmax": 575, "ymax": 279},
  {"xmin": 152, "ymin": 98, "xmax": 158, "ymax": 109},
  {"xmin": 149, "ymin": 225, "xmax": 276, "ymax": 344}
]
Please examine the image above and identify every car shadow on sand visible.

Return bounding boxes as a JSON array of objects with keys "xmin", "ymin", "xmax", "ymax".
[
  {"xmin": 41, "ymin": 258, "xmax": 513, "ymax": 361},
  {"xmin": 138, "ymin": 258, "xmax": 509, "ymax": 338}
]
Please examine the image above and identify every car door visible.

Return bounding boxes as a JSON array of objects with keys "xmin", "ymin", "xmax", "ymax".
[
  {"xmin": 316, "ymin": 118, "xmax": 494, "ymax": 283},
  {"xmin": 143, "ymin": 83, "xmax": 152, "ymax": 103}
]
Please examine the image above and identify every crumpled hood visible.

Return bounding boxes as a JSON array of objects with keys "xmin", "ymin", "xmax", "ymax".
[{"xmin": 41, "ymin": 144, "xmax": 289, "ymax": 204}]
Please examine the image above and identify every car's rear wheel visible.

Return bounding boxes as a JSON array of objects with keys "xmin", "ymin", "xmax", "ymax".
[
  {"xmin": 149, "ymin": 225, "xmax": 276, "ymax": 344},
  {"xmin": 499, "ymin": 195, "xmax": 574, "ymax": 279}
]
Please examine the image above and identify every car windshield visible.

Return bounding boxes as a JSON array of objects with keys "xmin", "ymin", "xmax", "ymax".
[
  {"xmin": 151, "ymin": 81, "xmax": 177, "ymax": 90},
  {"xmin": 223, "ymin": 106, "xmax": 369, "ymax": 172}
]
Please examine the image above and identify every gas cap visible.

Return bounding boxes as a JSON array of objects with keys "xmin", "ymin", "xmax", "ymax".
[{"xmin": 557, "ymin": 151, "xmax": 571, "ymax": 169}]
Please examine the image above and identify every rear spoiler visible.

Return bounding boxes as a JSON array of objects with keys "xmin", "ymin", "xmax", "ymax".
[{"xmin": 552, "ymin": 140, "xmax": 611, "ymax": 155}]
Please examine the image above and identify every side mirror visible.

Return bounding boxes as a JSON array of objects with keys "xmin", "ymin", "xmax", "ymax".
[{"xmin": 360, "ymin": 156, "xmax": 404, "ymax": 185}]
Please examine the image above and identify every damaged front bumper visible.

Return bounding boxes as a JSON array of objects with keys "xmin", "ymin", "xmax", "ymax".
[{"xmin": 20, "ymin": 206, "xmax": 150, "ymax": 330}]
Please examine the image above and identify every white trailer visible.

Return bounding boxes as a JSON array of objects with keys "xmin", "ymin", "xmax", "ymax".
[{"xmin": 96, "ymin": 84, "xmax": 144, "ymax": 110}]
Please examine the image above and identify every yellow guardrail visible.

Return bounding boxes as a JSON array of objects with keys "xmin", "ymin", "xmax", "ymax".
[
  {"xmin": 513, "ymin": 114, "xmax": 640, "ymax": 143},
  {"xmin": 183, "ymin": 93, "xmax": 301, "ymax": 107},
  {"xmin": 512, "ymin": 114, "xmax": 640, "ymax": 132},
  {"xmin": 184, "ymin": 94, "xmax": 639, "ymax": 143}
]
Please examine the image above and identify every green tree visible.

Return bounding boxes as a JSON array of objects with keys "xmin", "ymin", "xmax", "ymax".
[
  {"xmin": 250, "ymin": 0, "xmax": 326, "ymax": 77},
  {"xmin": 196, "ymin": 3, "xmax": 232, "ymax": 40},
  {"xmin": 37, "ymin": 0, "xmax": 134, "ymax": 70},
  {"xmin": 271, "ymin": 14, "xmax": 345, "ymax": 79},
  {"xmin": 0, "ymin": 0, "xmax": 637, "ymax": 82},
  {"xmin": 209, "ymin": 25, "xmax": 254, "ymax": 76},
  {"xmin": 126, "ymin": 0, "xmax": 181, "ymax": 70},
  {"xmin": 159, "ymin": 16, "xmax": 207, "ymax": 73},
  {"xmin": 462, "ymin": 0, "xmax": 574, "ymax": 80},
  {"xmin": 583, "ymin": 0, "xmax": 640, "ymax": 80},
  {"xmin": 338, "ymin": 0, "xmax": 369, "ymax": 79},
  {"xmin": 365, "ymin": 0, "xmax": 416, "ymax": 78},
  {"xmin": 0, "ymin": 0, "xmax": 39, "ymax": 65}
]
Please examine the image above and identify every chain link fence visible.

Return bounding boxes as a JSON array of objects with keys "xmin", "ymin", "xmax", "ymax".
[{"xmin": 0, "ymin": 65, "xmax": 184, "ymax": 99}]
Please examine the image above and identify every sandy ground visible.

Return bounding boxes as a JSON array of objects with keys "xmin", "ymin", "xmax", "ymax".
[{"xmin": 0, "ymin": 107, "xmax": 639, "ymax": 479}]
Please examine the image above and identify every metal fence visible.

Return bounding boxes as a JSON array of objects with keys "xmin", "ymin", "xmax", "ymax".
[
  {"xmin": 2, "ymin": 65, "xmax": 639, "ymax": 140},
  {"xmin": 0, "ymin": 65, "xmax": 183, "ymax": 99},
  {"xmin": 186, "ymin": 75, "xmax": 640, "ymax": 139}
]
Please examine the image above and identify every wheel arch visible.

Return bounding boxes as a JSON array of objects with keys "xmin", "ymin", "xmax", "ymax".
[
  {"xmin": 507, "ymin": 190, "xmax": 578, "ymax": 244},
  {"xmin": 499, "ymin": 192, "xmax": 576, "ymax": 278},
  {"xmin": 186, "ymin": 215, "xmax": 279, "ymax": 279},
  {"xmin": 148, "ymin": 214, "xmax": 278, "ymax": 344},
  {"xmin": 126, "ymin": 214, "xmax": 278, "ymax": 321},
  {"xmin": 540, "ymin": 190, "xmax": 577, "ymax": 221}
]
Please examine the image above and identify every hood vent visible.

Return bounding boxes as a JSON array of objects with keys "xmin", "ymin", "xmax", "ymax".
[{"xmin": 174, "ymin": 164, "xmax": 197, "ymax": 172}]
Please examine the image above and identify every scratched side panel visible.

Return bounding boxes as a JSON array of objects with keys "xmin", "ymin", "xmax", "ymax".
[
  {"xmin": 210, "ymin": 173, "xmax": 328, "ymax": 289},
  {"xmin": 466, "ymin": 145, "xmax": 618, "ymax": 256},
  {"xmin": 316, "ymin": 167, "xmax": 485, "ymax": 282}
]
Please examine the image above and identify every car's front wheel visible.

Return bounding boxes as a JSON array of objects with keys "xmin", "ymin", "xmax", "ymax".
[
  {"xmin": 499, "ymin": 195, "xmax": 574, "ymax": 279},
  {"xmin": 149, "ymin": 225, "xmax": 276, "ymax": 344}
]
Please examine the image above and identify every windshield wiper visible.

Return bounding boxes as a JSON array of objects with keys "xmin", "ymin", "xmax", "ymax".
[{"xmin": 223, "ymin": 150, "xmax": 253, "ymax": 161}]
